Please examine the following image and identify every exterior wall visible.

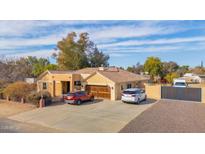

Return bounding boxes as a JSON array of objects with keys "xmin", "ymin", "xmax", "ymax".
[
  {"xmin": 51, "ymin": 74, "xmax": 72, "ymax": 81},
  {"xmin": 55, "ymin": 81, "xmax": 62, "ymax": 96},
  {"xmin": 37, "ymin": 73, "xmax": 82, "ymax": 97},
  {"xmin": 145, "ymin": 83, "xmax": 161, "ymax": 100},
  {"xmin": 115, "ymin": 83, "xmax": 121, "ymax": 100},
  {"xmin": 188, "ymin": 83, "xmax": 205, "ymax": 88},
  {"xmin": 71, "ymin": 74, "xmax": 82, "ymax": 92},
  {"xmin": 201, "ymin": 87, "xmax": 205, "ymax": 103},
  {"xmin": 137, "ymin": 80, "xmax": 148, "ymax": 89},
  {"xmin": 85, "ymin": 73, "xmax": 114, "ymax": 86},
  {"xmin": 81, "ymin": 74, "xmax": 91, "ymax": 79},
  {"xmin": 37, "ymin": 73, "xmax": 52, "ymax": 94}
]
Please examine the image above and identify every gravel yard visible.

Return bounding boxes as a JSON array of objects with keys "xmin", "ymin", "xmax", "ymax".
[{"xmin": 120, "ymin": 100, "xmax": 205, "ymax": 133}]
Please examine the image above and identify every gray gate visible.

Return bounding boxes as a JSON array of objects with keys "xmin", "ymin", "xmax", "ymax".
[{"xmin": 161, "ymin": 86, "xmax": 201, "ymax": 102}]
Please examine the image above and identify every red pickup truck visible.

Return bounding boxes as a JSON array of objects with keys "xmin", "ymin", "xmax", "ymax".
[{"xmin": 63, "ymin": 91, "xmax": 94, "ymax": 105}]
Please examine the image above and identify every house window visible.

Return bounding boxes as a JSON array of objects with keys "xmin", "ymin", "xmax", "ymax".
[
  {"xmin": 127, "ymin": 84, "xmax": 132, "ymax": 89},
  {"xmin": 74, "ymin": 81, "xmax": 81, "ymax": 86},
  {"xmin": 43, "ymin": 82, "xmax": 47, "ymax": 90}
]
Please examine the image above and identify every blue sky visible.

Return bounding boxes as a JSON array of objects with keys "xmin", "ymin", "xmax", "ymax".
[{"xmin": 1, "ymin": 20, "xmax": 205, "ymax": 68}]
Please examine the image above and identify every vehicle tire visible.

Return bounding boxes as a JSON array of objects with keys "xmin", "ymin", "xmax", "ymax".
[
  {"xmin": 76, "ymin": 100, "xmax": 82, "ymax": 105},
  {"xmin": 144, "ymin": 95, "xmax": 147, "ymax": 101},
  {"xmin": 136, "ymin": 98, "xmax": 140, "ymax": 104},
  {"xmin": 90, "ymin": 96, "xmax": 94, "ymax": 101}
]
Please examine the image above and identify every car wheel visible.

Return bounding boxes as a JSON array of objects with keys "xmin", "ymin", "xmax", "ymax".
[
  {"xmin": 136, "ymin": 98, "xmax": 140, "ymax": 104},
  {"xmin": 144, "ymin": 95, "xmax": 147, "ymax": 101},
  {"xmin": 90, "ymin": 96, "xmax": 94, "ymax": 101},
  {"xmin": 76, "ymin": 100, "xmax": 82, "ymax": 105}
]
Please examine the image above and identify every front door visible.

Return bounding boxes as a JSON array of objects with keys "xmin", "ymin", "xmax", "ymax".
[{"xmin": 62, "ymin": 81, "xmax": 70, "ymax": 94}]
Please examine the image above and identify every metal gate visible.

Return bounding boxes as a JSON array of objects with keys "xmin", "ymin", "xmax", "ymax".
[{"xmin": 161, "ymin": 86, "xmax": 201, "ymax": 102}]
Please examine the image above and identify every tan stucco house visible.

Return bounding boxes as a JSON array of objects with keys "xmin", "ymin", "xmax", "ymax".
[{"xmin": 37, "ymin": 67, "xmax": 149, "ymax": 100}]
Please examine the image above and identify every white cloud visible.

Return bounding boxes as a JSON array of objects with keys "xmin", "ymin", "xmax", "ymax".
[
  {"xmin": 0, "ymin": 20, "xmax": 204, "ymax": 58},
  {"xmin": 90, "ymin": 24, "xmax": 182, "ymax": 41},
  {"xmin": 0, "ymin": 20, "xmax": 102, "ymax": 37},
  {"xmin": 5, "ymin": 49, "xmax": 56, "ymax": 58},
  {"xmin": 0, "ymin": 21, "xmax": 185, "ymax": 51},
  {"xmin": 99, "ymin": 36, "xmax": 205, "ymax": 49},
  {"xmin": 105, "ymin": 45, "xmax": 183, "ymax": 55}
]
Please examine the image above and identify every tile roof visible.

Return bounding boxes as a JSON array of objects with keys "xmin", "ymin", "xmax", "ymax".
[
  {"xmin": 97, "ymin": 69, "xmax": 149, "ymax": 83},
  {"xmin": 38, "ymin": 67, "xmax": 149, "ymax": 83},
  {"xmin": 77, "ymin": 67, "xmax": 149, "ymax": 83},
  {"xmin": 48, "ymin": 70, "xmax": 75, "ymax": 74},
  {"xmin": 74, "ymin": 67, "xmax": 99, "ymax": 74}
]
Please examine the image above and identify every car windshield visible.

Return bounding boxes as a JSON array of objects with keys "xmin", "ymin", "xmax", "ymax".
[
  {"xmin": 67, "ymin": 93, "xmax": 75, "ymax": 96},
  {"xmin": 175, "ymin": 82, "xmax": 186, "ymax": 86},
  {"xmin": 123, "ymin": 90, "xmax": 141, "ymax": 94},
  {"xmin": 75, "ymin": 91, "xmax": 86, "ymax": 96}
]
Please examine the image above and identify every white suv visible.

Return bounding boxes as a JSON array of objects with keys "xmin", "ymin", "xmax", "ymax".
[
  {"xmin": 121, "ymin": 88, "xmax": 147, "ymax": 104},
  {"xmin": 173, "ymin": 79, "xmax": 188, "ymax": 88}
]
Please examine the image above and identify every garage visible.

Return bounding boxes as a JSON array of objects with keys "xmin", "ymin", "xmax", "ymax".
[{"xmin": 86, "ymin": 85, "xmax": 111, "ymax": 99}]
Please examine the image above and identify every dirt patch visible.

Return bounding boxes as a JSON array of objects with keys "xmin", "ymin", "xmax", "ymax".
[{"xmin": 0, "ymin": 100, "xmax": 36, "ymax": 117}]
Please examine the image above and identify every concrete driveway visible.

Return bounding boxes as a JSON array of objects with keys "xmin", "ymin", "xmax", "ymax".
[
  {"xmin": 9, "ymin": 99, "xmax": 155, "ymax": 132},
  {"xmin": 0, "ymin": 100, "xmax": 60, "ymax": 133}
]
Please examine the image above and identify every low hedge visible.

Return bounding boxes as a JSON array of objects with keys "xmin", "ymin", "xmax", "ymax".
[
  {"xmin": 27, "ymin": 91, "xmax": 52, "ymax": 107},
  {"xmin": 3, "ymin": 81, "xmax": 35, "ymax": 102}
]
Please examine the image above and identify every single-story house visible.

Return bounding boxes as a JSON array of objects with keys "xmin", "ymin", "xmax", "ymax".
[
  {"xmin": 178, "ymin": 73, "xmax": 205, "ymax": 83},
  {"xmin": 37, "ymin": 67, "xmax": 149, "ymax": 100},
  {"xmin": 25, "ymin": 77, "xmax": 36, "ymax": 84}
]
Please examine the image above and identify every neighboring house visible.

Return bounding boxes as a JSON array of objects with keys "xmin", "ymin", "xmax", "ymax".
[
  {"xmin": 37, "ymin": 67, "xmax": 149, "ymax": 100},
  {"xmin": 25, "ymin": 78, "xmax": 36, "ymax": 84},
  {"xmin": 178, "ymin": 73, "xmax": 205, "ymax": 83}
]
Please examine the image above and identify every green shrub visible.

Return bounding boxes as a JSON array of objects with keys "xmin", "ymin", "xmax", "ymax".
[
  {"xmin": 27, "ymin": 91, "xmax": 52, "ymax": 107},
  {"xmin": 165, "ymin": 72, "xmax": 180, "ymax": 83},
  {"xmin": 3, "ymin": 81, "xmax": 35, "ymax": 101}
]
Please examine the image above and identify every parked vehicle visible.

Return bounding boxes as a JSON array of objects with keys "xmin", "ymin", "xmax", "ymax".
[
  {"xmin": 121, "ymin": 88, "xmax": 147, "ymax": 104},
  {"xmin": 173, "ymin": 79, "xmax": 188, "ymax": 88},
  {"xmin": 63, "ymin": 91, "xmax": 94, "ymax": 105}
]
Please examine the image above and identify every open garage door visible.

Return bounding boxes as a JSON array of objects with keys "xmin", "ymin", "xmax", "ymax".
[{"xmin": 86, "ymin": 85, "xmax": 111, "ymax": 99}]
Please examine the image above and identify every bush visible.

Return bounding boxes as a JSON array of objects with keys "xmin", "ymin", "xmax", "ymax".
[
  {"xmin": 3, "ymin": 81, "xmax": 35, "ymax": 101},
  {"xmin": 0, "ymin": 80, "xmax": 9, "ymax": 99},
  {"xmin": 27, "ymin": 91, "xmax": 52, "ymax": 107},
  {"xmin": 164, "ymin": 72, "xmax": 180, "ymax": 83}
]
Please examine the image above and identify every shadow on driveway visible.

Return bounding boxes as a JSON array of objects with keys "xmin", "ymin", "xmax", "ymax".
[
  {"xmin": 122, "ymin": 98, "xmax": 157, "ymax": 106},
  {"xmin": 50, "ymin": 98, "xmax": 104, "ymax": 106}
]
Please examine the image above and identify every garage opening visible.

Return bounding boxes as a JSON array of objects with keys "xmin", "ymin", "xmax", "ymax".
[{"xmin": 86, "ymin": 85, "xmax": 111, "ymax": 99}]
